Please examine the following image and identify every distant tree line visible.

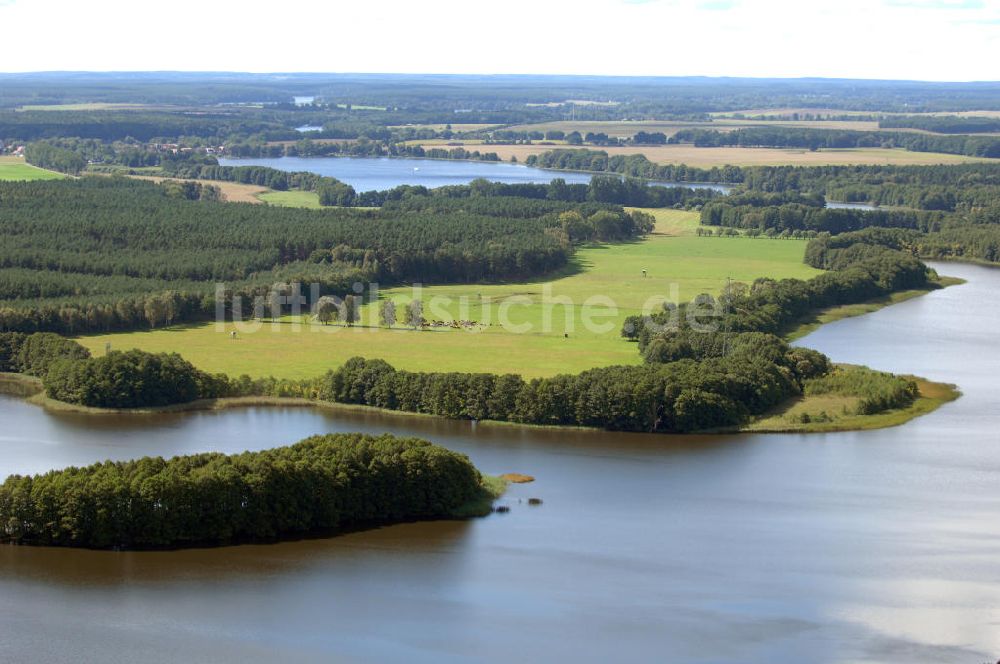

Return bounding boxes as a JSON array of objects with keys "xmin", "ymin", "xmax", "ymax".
[
  {"xmin": 670, "ymin": 127, "xmax": 1000, "ymax": 158},
  {"xmin": 526, "ymin": 154, "xmax": 1000, "ymax": 214},
  {"xmin": 879, "ymin": 115, "xmax": 1000, "ymax": 134},
  {"xmin": 526, "ymin": 149, "xmax": 745, "ymax": 184},
  {"xmin": 700, "ymin": 197, "xmax": 945, "ymax": 234},
  {"xmin": 0, "ymin": 109, "xmax": 289, "ymax": 142},
  {"xmin": 806, "ymin": 224, "xmax": 1000, "ymax": 266},
  {"xmin": 226, "ymin": 139, "xmax": 504, "ymax": 163},
  {"xmin": 738, "ymin": 162, "xmax": 1000, "ymax": 212}
]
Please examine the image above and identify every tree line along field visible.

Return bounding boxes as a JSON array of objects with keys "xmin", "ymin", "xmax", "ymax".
[
  {"xmin": 0, "ymin": 156, "xmax": 65, "ymax": 181},
  {"xmin": 75, "ymin": 210, "xmax": 821, "ymax": 380},
  {"xmin": 121, "ymin": 174, "xmax": 270, "ymax": 204},
  {"xmin": 407, "ymin": 140, "xmax": 986, "ymax": 167},
  {"xmin": 713, "ymin": 108, "xmax": 1000, "ymax": 120},
  {"xmin": 95, "ymin": 172, "xmax": 313, "ymax": 206},
  {"xmin": 504, "ymin": 118, "xmax": 884, "ymax": 138}
]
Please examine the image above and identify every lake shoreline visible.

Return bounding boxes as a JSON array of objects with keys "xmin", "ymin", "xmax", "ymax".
[
  {"xmin": 216, "ymin": 154, "xmax": 734, "ymax": 192},
  {"xmin": 782, "ymin": 275, "xmax": 965, "ymax": 342},
  {"xmin": 735, "ymin": 375, "xmax": 961, "ymax": 434},
  {"xmin": 0, "ymin": 267, "xmax": 970, "ymax": 436},
  {"xmin": 0, "ymin": 368, "xmax": 958, "ymax": 436}
]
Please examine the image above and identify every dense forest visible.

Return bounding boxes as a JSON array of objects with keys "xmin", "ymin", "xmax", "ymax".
[
  {"xmin": 0, "ymin": 177, "xmax": 651, "ymax": 334},
  {"xmin": 0, "ymin": 433, "xmax": 486, "ymax": 549}
]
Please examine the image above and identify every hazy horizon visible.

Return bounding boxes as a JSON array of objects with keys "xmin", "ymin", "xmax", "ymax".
[
  {"xmin": 1, "ymin": 0, "xmax": 997, "ymax": 81},
  {"xmin": 1, "ymin": 71, "xmax": 999, "ymax": 84}
]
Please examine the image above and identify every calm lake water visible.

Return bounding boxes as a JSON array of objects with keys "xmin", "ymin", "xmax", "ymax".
[
  {"xmin": 217, "ymin": 156, "xmax": 732, "ymax": 193},
  {"xmin": 1, "ymin": 262, "xmax": 998, "ymax": 663}
]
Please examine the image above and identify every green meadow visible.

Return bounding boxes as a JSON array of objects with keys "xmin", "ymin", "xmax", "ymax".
[
  {"xmin": 0, "ymin": 156, "xmax": 65, "ymax": 181},
  {"xmin": 77, "ymin": 210, "xmax": 822, "ymax": 379},
  {"xmin": 257, "ymin": 189, "xmax": 323, "ymax": 208}
]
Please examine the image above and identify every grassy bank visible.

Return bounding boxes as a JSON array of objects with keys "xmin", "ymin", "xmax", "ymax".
[
  {"xmin": 451, "ymin": 475, "xmax": 509, "ymax": 518},
  {"xmin": 0, "ymin": 372, "xmax": 43, "ymax": 397},
  {"xmin": 740, "ymin": 376, "xmax": 960, "ymax": 433},
  {"xmin": 6, "ymin": 361, "xmax": 956, "ymax": 437}
]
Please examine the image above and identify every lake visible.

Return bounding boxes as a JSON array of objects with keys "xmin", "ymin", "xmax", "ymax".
[
  {"xmin": 217, "ymin": 156, "xmax": 733, "ymax": 193},
  {"xmin": 1, "ymin": 261, "xmax": 998, "ymax": 663}
]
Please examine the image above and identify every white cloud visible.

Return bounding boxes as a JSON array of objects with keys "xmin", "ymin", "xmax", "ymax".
[{"xmin": 0, "ymin": 0, "xmax": 997, "ymax": 80}]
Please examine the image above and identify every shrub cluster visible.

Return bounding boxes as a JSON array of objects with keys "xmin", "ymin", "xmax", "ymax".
[
  {"xmin": 0, "ymin": 331, "xmax": 91, "ymax": 376},
  {"xmin": 805, "ymin": 366, "xmax": 918, "ymax": 415},
  {"xmin": 43, "ymin": 350, "xmax": 228, "ymax": 409}
]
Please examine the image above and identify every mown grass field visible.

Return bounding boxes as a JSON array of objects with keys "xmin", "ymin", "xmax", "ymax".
[
  {"xmin": 257, "ymin": 190, "xmax": 322, "ymax": 208},
  {"xmin": 0, "ymin": 156, "xmax": 65, "ymax": 181},
  {"xmin": 411, "ymin": 141, "xmax": 985, "ymax": 167},
  {"xmin": 77, "ymin": 210, "xmax": 822, "ymax": 379}
]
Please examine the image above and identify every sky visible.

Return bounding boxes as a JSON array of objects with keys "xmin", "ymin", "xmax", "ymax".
[{"xmin": 1, "ymin": 0, "xmax": 998, "ymax": 81}]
